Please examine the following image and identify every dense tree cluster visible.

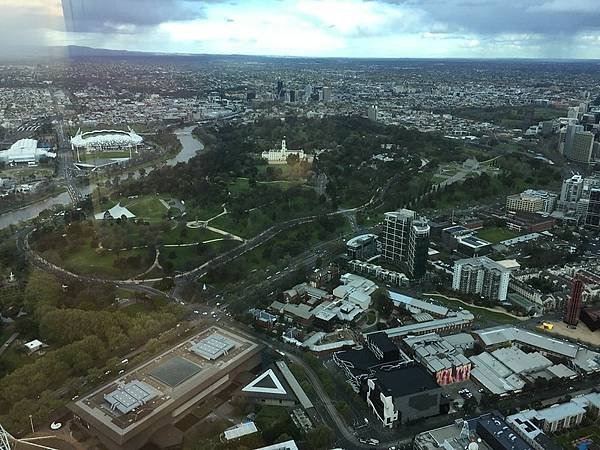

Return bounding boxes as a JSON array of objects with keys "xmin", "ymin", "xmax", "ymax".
[{"xmin": 0, "ymin": 271, "xmax": 185, "ymax": 433}]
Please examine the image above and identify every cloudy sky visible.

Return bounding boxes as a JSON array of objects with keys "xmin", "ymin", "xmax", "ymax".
[{"xmin": 2, "ymin": 0, "xmax": 600, "ymax": 58}]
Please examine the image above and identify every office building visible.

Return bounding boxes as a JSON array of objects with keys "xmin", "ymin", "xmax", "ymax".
[
  {"xmin": 560, "ymin": 174, "xmax": 584, "ymax": 203},
  {"xmin": 69, "ymin": 327, "xmax": 262, "ymax": 450},
  {"xmin": 452, "ymin": 257, "xmax": 520, "ymax": 302},
  {"xmin": 506, "ymin": 189, "xmax": 557, "ymax": 214},
  {"xmin": 585, "ymin": 188, "xmax": 600, "ymax": 228},
  {"xmin": 564, "ymin": 276, "xmax": 584, "ymax": 326},
  {"xmin": 365, "ymin": 365, "xmax": 447, "ymax": 428},
  {"xmin": 567, "ymin": 106, "xmax": 579, "ymax": 119},
  {"xmin": 560, "ymin": 124, "xmax": 594, "ymax": 163},
  {"xmin": 346, "ymin": 233, "xmax": 378, "ymax": 261},
  {"xmin": 381, "ymin": 209, "xmax": 430, "ymax": 279},
  {"xmin": 322, "ymin": 86, "xmax": 332, "ymax": 102},
  {"xmin": 367, "ymin": 105, "xmax": 378, "ymax": 122}
]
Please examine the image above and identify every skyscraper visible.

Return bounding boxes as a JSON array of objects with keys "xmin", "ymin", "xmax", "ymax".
[
  {"xmin": 564, "ymin": 277, "xmax": 584, "ymax": 326},
  {"xmin": 585, "ymin": 188, "xmax": 600, "ymax": 228},
  {"xmin": 367, "ymin": 105, "xmax": 378, "ymax": 122},
  {"xmin": 381, "ymin": 209, "xmax": 430, "ymax": 279},
  {"xmin": 560, "ymin": 124, "xmax": 594, "ymax": 164}
]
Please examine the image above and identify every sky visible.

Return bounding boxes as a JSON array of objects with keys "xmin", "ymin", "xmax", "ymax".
[{"xmin": 1, "ymin": 0, "xmax": 600, "ymax": 59}]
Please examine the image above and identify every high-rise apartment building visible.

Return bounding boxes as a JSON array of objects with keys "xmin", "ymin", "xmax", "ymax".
[
  {"xmin": 452, "ymin": 257, "xmax": 520, "ymax": 302},
  {"xmin": 564, "ymin": 277, "xmax": 584, "ymax": 326},
  {"xmin": 322, "ymin": 86, "xmax": 332, "ymax": 102},
  {"xmin": 367, "ymin": 105, "xmax": 378, "ymax": 122},
  {"xmin": 381, "ymin": 209, "xmax": 430, "ymax": 279},
  {"xmin": 585, "ymin": 188, "xmax": 600, "ymax": 228}
]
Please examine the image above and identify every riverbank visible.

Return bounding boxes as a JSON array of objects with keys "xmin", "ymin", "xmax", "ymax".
[{"xmin": 0, "ymin": 125, "xmax": 204, "ymax": 230}]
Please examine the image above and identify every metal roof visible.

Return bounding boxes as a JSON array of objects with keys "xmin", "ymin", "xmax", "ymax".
[{"xmin": 190, "ymin": 333, "xmax": 235, "ymax": 360}]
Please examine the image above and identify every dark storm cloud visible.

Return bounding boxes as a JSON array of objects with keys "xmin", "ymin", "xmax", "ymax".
[
  {"xmin": 61, "ymin": 0, "xmax": 223, "ymax": 33},
  {"xmin": 380, "ymin": 0, "xmax": 600, "ymax": 35}
]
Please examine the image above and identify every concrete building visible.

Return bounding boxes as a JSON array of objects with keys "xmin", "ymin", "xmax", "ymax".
[
  {"xmin": 402, "ymin": 333, "xmax": 472, "ymax": 386},
  {"xmin": 261, "ymin": 139, "xmax": 312, "ymax": 165},
  {"xmin": 366, "ymin": 309, "xmax": 475, "ymax": 341},
  {"xmin": 559, "ymin": 124, "xmax": 594, "ymax": 164},
  {"xmin": 472, "ymin": 326, "xmax": 600, "ymax": 374},
  {"xmin": 347, "ymin": 260, "xmax": 408, "ymax": 286},
  {"xmin": 585, "ymin": 187, "xmax": 600, "ymax": 228},
  {"xmin": 414, "ymin": 413, "xmax": 536, "ymax": 450},
  {"xmin": 367, "ymin": 104, "xmax": 378, "ymax": 122},
  {"xmin": 381, "ymin": 209, "xmax": 430, "ymax": 279},
  {"xmin": 365, "ymin": 365, "xmax": 446, "ymax": 428},
  {"xmin": 452, "ymin": 257, "xmax": 520, "ymax": 302},
  {"xmin": 69, "ymin": 327, "xmax": 262, "ymax": 450},
  {"xmin": 346, "ymin": 233, "xmax": 378, "ymax": 261},
  {"xmin": 506, "ymin": 190, "xmax": 557, "ymax": 214},
  {"xmin": 0, "ymin": 138, "xmax": 56, "ymax": 165}
]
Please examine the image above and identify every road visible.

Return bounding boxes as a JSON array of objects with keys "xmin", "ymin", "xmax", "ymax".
[{"xmin": 55, "ymin": 121, "xmax": 83, "ymax": 204}]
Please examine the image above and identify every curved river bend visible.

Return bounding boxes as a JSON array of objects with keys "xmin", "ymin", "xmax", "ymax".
[{"xmin": 0, "ymin": 126, "xmax": 203, "ymax": 230}]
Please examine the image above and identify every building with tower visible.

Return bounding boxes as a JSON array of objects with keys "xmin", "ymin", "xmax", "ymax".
[
  {"xmin": 261, "ymin": 139, "xmax": 312, "ymax": 165},
  {"xmin": 381, "ymin": 209, "xmax": 430, "ymax": 279}
]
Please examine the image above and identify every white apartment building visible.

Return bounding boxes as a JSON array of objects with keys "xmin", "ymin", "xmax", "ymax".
[{"xmin": 452, "ymin": 257, "xmax": 520, "ymax": 302}]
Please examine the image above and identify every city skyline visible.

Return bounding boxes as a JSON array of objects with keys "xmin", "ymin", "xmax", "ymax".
[{"xmin": 1, "ymin": 0, "xmax": 600, "ymax": 59}]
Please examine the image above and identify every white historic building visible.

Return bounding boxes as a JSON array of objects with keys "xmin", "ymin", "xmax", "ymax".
[{"xmin": 261, "ymin": 139, "xmax": 313, "ymax": 165}]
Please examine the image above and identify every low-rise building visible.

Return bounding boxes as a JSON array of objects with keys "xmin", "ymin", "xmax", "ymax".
[
  {"xmin": 365, "ymin": 365, "xmax": 447, "ymax": 428},
  {"xmin": 506, "ymin": 190, "xmax": 557, "ymax": 214},
  {"xmin": 346, "ymin": 234, "xmax": 378, "ymax": 261}
]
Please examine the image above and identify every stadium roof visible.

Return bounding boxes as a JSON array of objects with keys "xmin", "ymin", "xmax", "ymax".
[{"xmin": 71, "ymin": 128, "xmax": 143, "ymax": 148}]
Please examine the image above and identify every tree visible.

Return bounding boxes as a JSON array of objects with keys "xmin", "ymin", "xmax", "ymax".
[
  {"xmin": 305, "ymin": 425, "xmax": 335, "ymax": 450},
  {"xmin": 372, "ymin": 288, "xmax": 393, "ymax": 318}
]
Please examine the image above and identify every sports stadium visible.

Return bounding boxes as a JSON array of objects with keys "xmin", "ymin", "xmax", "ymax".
[{"xmin": 70, "ymin": 128, "xmax": 144, "ymax": 169}]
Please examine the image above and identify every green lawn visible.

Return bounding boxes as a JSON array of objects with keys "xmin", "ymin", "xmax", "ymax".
[
  {"xmin": 44, "ymin": 240, "xmax": 152, "ymax": 279},
  {"xmin": 160, "ymin": 224, "xmax": 222, "ymax": 245},
  {"xmin": 428, "ymin": 293, "xmax": 521, "ymax": 325},
  {"xmin": 125, "ymin": 196, "xmax": 168, "ymax": 219},
  {"xmin": 80, "ymin": 150, "xmax": 131, "ymax": 162},
  {"xmin": 161, "ymin": 239, "xmax": 240, "ymax": 272},
  {"xmin": 476, "ymin": 227, "xmax": 519, "ymax": 244}
]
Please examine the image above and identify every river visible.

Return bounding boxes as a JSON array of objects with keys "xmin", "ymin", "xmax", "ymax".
[{"xmin": 0, "ymin": 126, "xmax": 203, "ymax": 230}]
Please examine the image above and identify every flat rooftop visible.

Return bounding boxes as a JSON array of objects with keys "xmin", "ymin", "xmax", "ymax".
[{"xmin": 70, "ymin": 326, "xmax": 260, "ymax": 437}]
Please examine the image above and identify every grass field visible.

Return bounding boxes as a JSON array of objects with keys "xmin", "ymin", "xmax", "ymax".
[
  {"xmin": 476, "ymin": 227, "xmax": 519, "ymax": 244},
  {"xmin": 161, "ymin": 239, "xmax": 240, "ymax": 272},
  {"xmin": 43, "ymin": 240, "xmax": 151, "ymax": 279},
  {"xmin": 428, "ymin": 293, "xmax": 521, "ymax": 325},
  {"xmin": 126, "ymin": 196, "xmax": 168, "ymax": 219},
  {"xmin": 79, "ymin": 150, "xmax": 131, "ymax": 162},
  {"xmin": 160, "ymin": 224, "xmax": 222, "ymax": 245}
]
